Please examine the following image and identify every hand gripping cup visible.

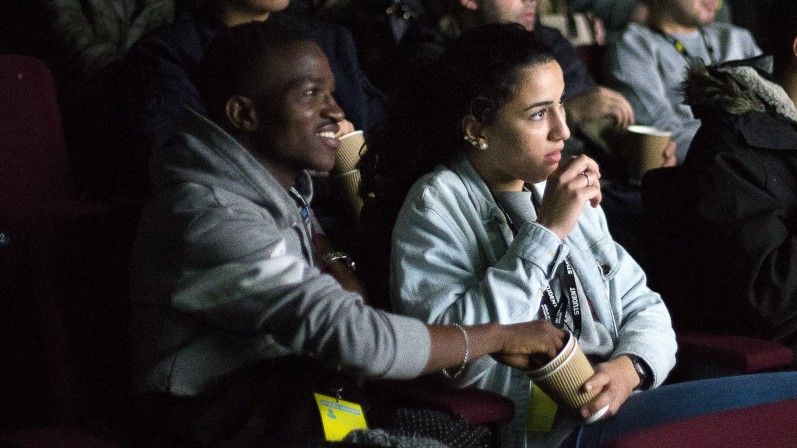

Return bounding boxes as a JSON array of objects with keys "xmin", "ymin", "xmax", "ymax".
[{"xmin": 527, "ymin": 331, "xmax": 608, "ymax": 424}]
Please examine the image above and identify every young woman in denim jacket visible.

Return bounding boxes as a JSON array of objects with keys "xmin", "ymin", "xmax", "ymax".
[{"xmin": 359, "ymin": 22, "xmax": 797, "ymax": 448}]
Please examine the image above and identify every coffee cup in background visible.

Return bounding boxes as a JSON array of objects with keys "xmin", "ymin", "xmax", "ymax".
[
  {"xmin": 527, "ymin": 331, "xmax": 608, "ymax": 423},
  {"xmin": 618, "ymin": 125, "xmax": 671, "ymax": 184}
]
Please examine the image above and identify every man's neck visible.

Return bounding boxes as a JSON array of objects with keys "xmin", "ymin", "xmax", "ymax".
[{"xmin": 648, "ymin": 9, "xmax": 699, "ymax": 35}]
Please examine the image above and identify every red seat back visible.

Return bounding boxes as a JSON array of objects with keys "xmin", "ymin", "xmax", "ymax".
[{"xmin": 0, "ymin": 53, "xmax": 75, "ymax": 208}]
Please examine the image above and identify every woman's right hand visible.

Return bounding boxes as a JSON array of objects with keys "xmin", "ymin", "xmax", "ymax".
[
  {"xmin": 491, "ymin": 320, "xmax": 566, "ymax": 370},
  {"xmin": 536, "ymin": 155, "xmax": 602, "ymax": 240}
]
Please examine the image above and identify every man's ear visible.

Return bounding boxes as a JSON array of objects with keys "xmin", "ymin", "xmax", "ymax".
[
  {"xmin": 461, "ymin": 114, "xmax": 483, "ymax": 141},
  {"xmin": 224, "ymin": 95, "xmax": 259, "ymax": 131},
  {"xmin": 459, "ymin": 0, "xmax": 479, "ymax": 12}
]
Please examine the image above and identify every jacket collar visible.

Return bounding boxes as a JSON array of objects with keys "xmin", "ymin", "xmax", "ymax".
[
  {"xmin": 448, "ymin": 154, "xmax": 547, "ymax": 221},
  {"xmin": 685, "ymin": 56, "xmax": 797, "ymax": 150},
  {"xmin": 153, "ymin": 107, "xmax": 313, "ymax": 227}
]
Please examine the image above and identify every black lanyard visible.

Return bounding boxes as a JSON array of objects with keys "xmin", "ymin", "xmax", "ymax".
[
  {"xmin": 493, "ymin": 190, "xmax": 583, "ymax": 339},
  {"xmin": 540, "ymin": 257, "xmax": 582, "ymax": 339},
  {"xmin": 654, "ymin": 27, "xmax": 716, "ymax": 64}
]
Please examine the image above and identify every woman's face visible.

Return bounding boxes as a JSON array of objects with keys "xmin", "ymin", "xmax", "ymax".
[{"xmin": 471, "ymin": 60, "xmax": 569, "ymax": 191}]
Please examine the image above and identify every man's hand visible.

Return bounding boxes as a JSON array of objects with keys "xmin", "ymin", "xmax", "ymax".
[
  {"xmin": 565, "ymin": 86, "xmax": 634, "ymax": 129},
  {"xmin": 491, "ymin": 321, "xmax": 566, "ymax": 370}
]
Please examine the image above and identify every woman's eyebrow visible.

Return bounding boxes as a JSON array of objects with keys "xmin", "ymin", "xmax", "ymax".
[{"xmin": 524, "ymin": 100, "xmax": 553, "ymax": 111}]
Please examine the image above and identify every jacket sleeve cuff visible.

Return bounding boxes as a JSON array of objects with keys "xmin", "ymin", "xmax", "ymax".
[
  {"xmin": 380, "ymin": 313, "xmax": 431, "ymax": 379},
  {"xmin": 511, "ymin": 222, "xmax": 568, "ymax": 277}
]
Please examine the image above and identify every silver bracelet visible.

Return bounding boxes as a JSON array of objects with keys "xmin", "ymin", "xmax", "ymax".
[{"xmin": 441, "ymin": 323, "xmax": 470, "ymax": 379}]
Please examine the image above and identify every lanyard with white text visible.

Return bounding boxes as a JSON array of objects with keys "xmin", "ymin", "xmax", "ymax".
[
  {"xmin": 492, "ymin": 191, "xmax": 583, "ymax": 339},
  {"xmin": 540, "ymin": 257, "xmax": 582, "ymax": 339}
]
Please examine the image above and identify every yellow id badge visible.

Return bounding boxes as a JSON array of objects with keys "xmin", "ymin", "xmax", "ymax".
[
  {"xmin": 314, "ymin": 393, "xmax": 368, "ymax": 441},
  {"xmin": 527, "ymin": 384, "xmax": 558, "ymax": 433}
]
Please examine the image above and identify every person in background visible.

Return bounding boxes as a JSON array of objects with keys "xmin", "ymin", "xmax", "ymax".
[
  {"xmin": 129, "ymin": 20, "xmax": 567, "ymax": 447},
  {"xmin": 432, "ymin": 0, "xmax": 635, "ymax": 135},
  {"xmin": 361, "ymin": 22, "xmax": 797, "ymax": 448},
  {"xmin": 569, "ymin": 0, "xmax": 732, "ymax": 44},
  {"xmin": 113, "ymin": 0, "xmax": 385, "ymax": 198},
  {"xmin": 570, "ymin": 0, "xmax": 646, "ymax": 41},
  {"xmin": 38, "ymin": 0, "xmax": 175, "ymax": 81},
  {"xmin": 603, "ymin": 0, "xmax": 760, "ymax": 162},
  {"xmin": 11, "ymin": 0, "xmax": 176, "ymax": 197},
  {"xmin": 664, "ymin": 0, "xmax": 797, "ymax": 361}
]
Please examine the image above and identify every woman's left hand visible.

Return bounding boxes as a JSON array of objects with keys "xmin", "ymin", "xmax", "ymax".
[{"xmin": 577, "ymin": 355, "xmax": 639, "ymax": 421}]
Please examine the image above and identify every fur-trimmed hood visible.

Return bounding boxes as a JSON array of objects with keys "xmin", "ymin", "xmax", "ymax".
[{"xmin": 684, "ymin": 55, "xmax": 797, "ymax": 123}]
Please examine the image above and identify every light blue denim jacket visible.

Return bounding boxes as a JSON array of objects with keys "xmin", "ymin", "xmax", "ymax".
[{"xmin": 391, "ymin": 155, "xmax": 677, "ymax": 447}]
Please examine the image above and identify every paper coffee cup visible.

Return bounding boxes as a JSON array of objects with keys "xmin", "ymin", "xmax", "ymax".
[
  {"xmin": 330, "ymin": 130, "xmax": 366, "ymax": 228},
  {"xmin": 528, "ymin": 335, "xmax": 604, "ymax": 422},
  {"xmin": 527, "ymin": 330, "xmax": 575, "ymax": 377},
  {"xmin": 333, "ymin": 130, "xmax": 365, "ymax": 175},
  {"xmin": 619, "ymin": 125, "xmax": 671, "ymax": 184}
]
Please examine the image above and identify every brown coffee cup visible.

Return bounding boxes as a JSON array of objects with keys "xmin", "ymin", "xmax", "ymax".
[
  {"xmin": 330, "ymin": 130, "xmax": 366, "ymax": 227},
  {"xmin": 528, "ymin": 330, "xmax": 575, "ymax": 377},
  {"xmin": 618, "ymin": 125, "xmax": 672, "ymax": 184},
  {"xmin": 527, "ymin": 333, "xmax": 607, "ymax": 423},
  {"xmin": 333, "ymin": 130, "xmax": 365, "ymax": 175}
]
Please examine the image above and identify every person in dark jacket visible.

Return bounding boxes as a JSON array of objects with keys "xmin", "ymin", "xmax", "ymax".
[
  {"xmin": 663, "ymin": 0, "xmax": 797, "ymax": 357},
  {"xmin": 112, "ymin": 0, "xmax": 386, "ymax": 197}
]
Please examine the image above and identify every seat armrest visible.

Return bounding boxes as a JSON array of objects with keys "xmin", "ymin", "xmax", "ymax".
[
  {"xmin": 677, "ymin": 333, "xmax": 793, "ymax": 373},
  {"xmin": 367, "ymin": 376, "xmax": 515, "ymax": 425}
]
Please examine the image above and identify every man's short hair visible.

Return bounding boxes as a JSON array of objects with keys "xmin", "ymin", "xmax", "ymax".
[{"xmin": 196, "ymin": 18, "xmax": 313, "ymax": 121}]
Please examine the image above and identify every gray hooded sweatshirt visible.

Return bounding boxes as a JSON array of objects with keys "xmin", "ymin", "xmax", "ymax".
[{"xmin": 130, "ymin": 108, "xmax": 430, "ymax": 396}]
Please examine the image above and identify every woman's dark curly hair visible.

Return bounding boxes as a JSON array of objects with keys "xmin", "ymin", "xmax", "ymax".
[{"xmin": 359, "ymin": 23, "xmax": 555, "ymax": 210}]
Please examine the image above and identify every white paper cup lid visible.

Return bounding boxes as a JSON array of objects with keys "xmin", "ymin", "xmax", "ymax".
[{"xmin": 584, "ymin": 404, "xmax": 609, "ymax": 424}]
